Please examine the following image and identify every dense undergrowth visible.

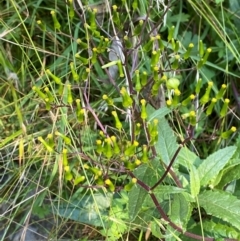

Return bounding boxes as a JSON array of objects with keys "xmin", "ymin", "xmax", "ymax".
[{"xmin": 1, "ymin": 0, "xmax": 240, "ymax": 240}]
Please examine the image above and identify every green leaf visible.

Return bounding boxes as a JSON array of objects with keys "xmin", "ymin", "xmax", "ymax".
[
  {"xmin": 168, "ymin": 193, "xmax": 192, "ymax": 231},
  {"xmin": 217, "ymin": 164, "xmax": 240, "ymax": 189},
  {"xmin": 177, "ymin": 146, "xmax": 200, "ymax": 168},
  {"xmin": 190, "ymin": 165, "xmax": 200, "ymax": 197},
  {"xmin": 155, "ymin": 117, "xmax": 178, "ymax": 165},
  {"xmin": 55, "ymin": 192, "xmax": 112, "ymax": 227},
  {"xmin": 199, "ymin": 190, "xmax": 240, "ymax": 231},
  {"xmin": 128, "ymin": 160, "xmax": 159, "ymax": 221},
  {"xmin": 147, "ymin": 107, "xmax": 171, "ymax": 122},
  {"xmin": 197, "ymin": 146, "xmax": 236, "ymax": 186},
  {"xmin": 203, "ymin": 220, "xmax": 240, "ymax": 239}
]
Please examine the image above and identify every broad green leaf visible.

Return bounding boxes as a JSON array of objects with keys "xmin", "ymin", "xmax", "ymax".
[
  {"xmin": 199, "ymin": 190, "xmax": 240, "ymax": 231},
  {"xmin": 155, "ymin": 117, "xmax": 178, "ymax": 165},
  {"xmin": 146, "ymin": 105, "xmax": 177, "ymax": 165},
  {"xmin": 190, "ymin": 165, "xmax": 200, "ymax": 197},
  {"xmin": 217, "ymin": 164, "xmax": 240, "ymax": 189},
  {"xmin": 168, "ymin": 193, "xmax": 192, "ymax": 231},
  {"xmin": 197, "ymin": 146, "xmax": 236, "ymax": 186},
  {"xmin": 128, "ymin": 159, "xmax": 159, "ymax": 221},
  {"xmin": 177, "ymin": 146, "xmax": 200, "ymax": 168},
  {"xmin": 203, "ymin": 220, "xmax": 240, "ymax": 239},
  {"xmin": 55, "ymin": 192, "xmax": 112, "ymax": 227},
  {"xmin": 147, "ymin": 107, "xmax": 171, "ymax": 122}
]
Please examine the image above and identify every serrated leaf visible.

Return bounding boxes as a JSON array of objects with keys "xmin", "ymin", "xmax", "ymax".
[
  {"xmin": 146, "ymin": 105, "xmax": 177, "ymax": 165},
  {"xmin": 190, "ymin": 165, "xmax": 200, "ymax": 197},
  {"xmin": 203, "ymin": 220, "xmax": 240, "ymax": 239},
  {"xmin": 199, "ymin": 190, "xmax": 240, "ymax": 231},
  {"xmin": 217, "ymin": 164, "xmax": 240, "ymax": 189},
  {"xmin": 168, "ymin": 193, "xmax": 192, "ymax": 231},
  {"xmin": 128, "ymin": 160, "xmax": 159, "ymax": 221},
  {"xmin": 55, "ymin": 192, "xmax": 112, "ymax": 227},
  {"xmin": 147, "ymin": 107, "xmax": 171, "ymax": 122},
  {"xmin": 155, "ymin": 117, "xmax": 178, "ymax": 165},
  {"xmin": 197, "ymin": 146, "xmax": 236, "ymax": 186},
  {"xmin": 176, "ymin": 146, "xmax": 200, "ymax": 168}
]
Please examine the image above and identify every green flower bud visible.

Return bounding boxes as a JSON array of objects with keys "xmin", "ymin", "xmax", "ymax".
[
  {"xmin": 67, "ymin": 84, "xmax": 73, "ymax": 104},
  {"xmin": 77, "ymin": 108, "xmax": 85, "ymax": 123},
  {"xmin": 96, "ymin": 140, "xmax": 103, "ymax": 154},
  {"xmin": 135, "ymin": 123, "xmax": 141, "ymax": 136},
  {"xmin": 153, "ymin": 66, "xmax": 159, "ymax": 81},
  {"xmin": 141, "ymin": 71, "xmax": 148, "ymax": 86},
  {"xmin": 166, "ymin": 78, "xmax": 180, "ymax": 90},
  {"xmin": 195, "ymin": 78, "xmax": 202, "ymax": 94},
  {"xmin": 134, "ymin": 20, "xmax": 144, "ymax": 36},
  {"xmin": 50, "ymin": 10, "xmax": 61, "ymax": 30},
  {"xmin": 105, "ymin": 179, "xmax": 115, "ymax": 192},
  {"xmin": 182, "ymin": 94, "xmax": 195, "ymax": 106},
  {"xmin": 149, "ymin": 119, "xmax": 159, "ymax": 144},
  {"xmin": 151, "ymin": 50, "xmax": 160, "ymax": 67},
  {"xmin": 124, "ymin": 178, "xmax": 137, "ymax": 191},
  {"xmin": 197, "ymin": 58, "xmax": 204, "ymax": 69},
  {"xmin": 156, "ymin": 34, "xmax": 164, "ymax": 50},
  {"xmin": 32, "ymin": 86, "xmax": 47, "ymax": 100},
  {"xmin": 76, "ymin": 38, "xmax": 88, "ymax": 50},
  {"xmin": 189, "ymin": 111, "xmax": 196, "ymax": 126},
  {"xmin": 88, "ymin": 8, "xmax": 97, "ymax": 30},
  {"xmin": 74, "ymin": 176, "xmax": 85, "ymax": 185},
  {"xmin": 206, "ymin": 98, "xmax": 217, "ymax": 116},
  {"xmin": 221, "ymin": 126, "xmax": 237, "ymax": 139},
  {"xmin": 220, "ymin": 98, "xmax": 230, "ymax": 117},
  {"xmin": 141, "ymin": 145, "xmax": 149, "ymax": 163},
  {"xmin": 37, "ymin": 20, "xmax": 46, "ymax": 31},
  {"xmin": 44, "ymin": 87, "xmax": 54, "ymax": 103},
  {"xmin": 75, "ymin": 53, "xmax": 89, "ymax": 65},
  {"xmin": 184, "ymin": 43, "xmax": 194, "ymax": 59},
  {"xmin": 81, "ymin": 67, "xmax": 90, "ymax": 81},
  {"xmin": 111, "ymin": 136, "xmax": 120, "ymax": 154},
  {"xmin": 135, "ymin": 70, "xmax": 141, "ymax": 93},
  {"xmin": 143, "ymin": 36, "xmax": 155, "ymax": 52},
  {"xmin": 65, "ymin": 171, "xmax": 73, "ymax": 181},
  {"xmin": 38, "ymin": 136, "xmax": 54, "ymax": 152},
  {"xmin": 103, "ymin": 138, "xmax": 113, "ymax": 159},
  {"xmin": 200, "ymin": 81, "xmax": 213, "ymax": 104},
  {"xmin": 112, "ymin": 5, "xmax": 120, "ymax": 27},
  {"xmin": 120, "ymin": 87, "xmax": 133, "ymax": 108},
  {"xmin": 112, "ymin": 111, "xmax": 122, "ymax": 130},
  {"xmin": 124, "ymin": 141, "xmax": 139, "ymax": 157},
  {"xmin": 171, "ymin": 38, "xmax": 175, "ymax": 50},
  {"xmin": 140, "ymin": 99, "xmax": 147, "ymax": 120},
  {"xmin": 91, "ymin": 47, "xmax": 98, "ymax": 64},
  {"xmin": 44, "ymin": 98, "xmax": 51, "ymax": 110},
  {"xmin": 168, "ymin": 26, "xmax": 175, "ymax": 42},
  {"xmin": 62, "ymin": 148, "xmax": 68, "ymax": 166},
  {"xmin": 55, "ymin": 131, "xmax": 71, "ymax": 145},
  {"xmin": 47, "ymin": 134, "xmax": 54, "ymax": 148},
  {"xmin": 102, "ymin": 94, "xmax": 114, "ymax": 105},
  {"xmin": 123, "ymin": 35, "xmax": 132, "ymax": 48},
  {"xmin": 172, "ymin": 54, "xmax": 180, "ymax": 70},
  {"xmin": 202, "ymin": 48, "xmax": 212, "ymax": 64},
  {"xmin": 166, "ymin": 99, "xmax": 172, "ymax": 106},
  {"xmin": 117, "ymin": 60, "xmax": 124, "ymax": 77},
  {"xmin": 216, "ymin": 84, "xmax": 227, "ymax": 100},
  {"xmin": 172, "ymin": 89, "xmax": 181, "ymax": 106},
  {"xmin": 90, "ymin": 167, "xmax": 102, "ymax": 176},
  {"xmin": 70, "ymin": 62, "xmax": 79, "ymax": 82},
  {"xmin": 46, "ymin": 69, "xmax": 62, "ymax": 84},
  {"xmin": 175, "ymin": 41, "xmax": 180, "ymax": 53},
  {"xmin": 68, "ymin": 0, "xmax": 75, "ymax": 20}
]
